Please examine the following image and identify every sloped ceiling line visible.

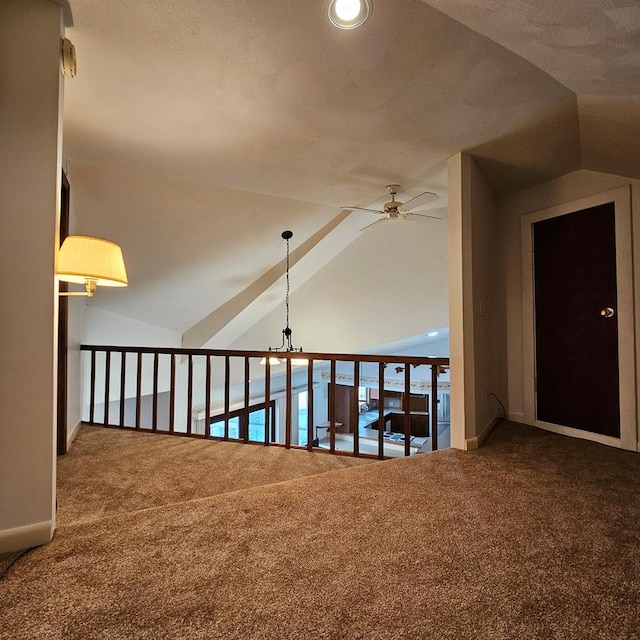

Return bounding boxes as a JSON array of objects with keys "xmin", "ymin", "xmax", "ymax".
[{"xmin": 182, "ymin": 208, "xmax": 351, "ymax": 349}]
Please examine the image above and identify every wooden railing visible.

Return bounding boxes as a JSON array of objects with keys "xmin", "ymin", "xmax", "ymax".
[{"xmin": 81, "ymin": 345, "xmax": 450, "ymax": 460}]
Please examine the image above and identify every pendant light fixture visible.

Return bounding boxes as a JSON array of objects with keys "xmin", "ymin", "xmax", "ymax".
[{"xmin": 261, "ymin": 230, "xmax": 306, "ymax": 365}]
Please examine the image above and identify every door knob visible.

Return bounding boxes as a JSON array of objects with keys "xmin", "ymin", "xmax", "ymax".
[{"xmin": 600, "ymin": 307, "xmax": 615, "ymax": 318}]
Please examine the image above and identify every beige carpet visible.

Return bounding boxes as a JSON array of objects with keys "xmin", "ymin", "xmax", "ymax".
[
  {"xmin": 56, "ymin": 425, "xmax": 374, "ymax": 526},
  {"xmin": 1, "ymin": 422, "xmax": 639, "ymax": 639}
]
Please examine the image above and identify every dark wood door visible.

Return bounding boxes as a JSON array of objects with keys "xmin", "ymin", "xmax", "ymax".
[{"xmin": 533, "ymin": 202, "xmax": 620, "ymax": 438}]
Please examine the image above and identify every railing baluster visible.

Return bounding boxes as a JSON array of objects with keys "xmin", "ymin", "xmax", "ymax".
[
  {"xmin": 224, "ymin": 356, "xmax": 230, "ymax": 440},
  {"xmin": 205, "ymin": 355, "xmax": 211, "ymax": 438},
  {"xmin": 285, "ymin": 358, "xmax": 292, "ymax": 448},
  {"xmin": 169, "ymin": 354, "xmax": 176, "ymax": 433},
  {"xmin": 89, "ymin": 348, "xmax": 96, "ymax": 424},
  {"xmin": 329, "ymin": 359, "xmax": 336, "ymax": 454},
  {"xmin": 264, "ymin": 360, "xmax": 271, "ymax": 445},
  {"xmin": 186, "ymin": 354, "xmax": 193, "ymax": 435},
  {"xmin": 431, "ymin": 364, "xmax": 439, "ymax": 451},
  {"xmin": 104, "ymin": 351, "xmax": 111, "ymax": 426},
  {"xmin": 119, "ymin": 351, "xmax": 126, "ymax": 428},
  {"xmin": 352, "ymin": 361, "xmax": 360, "ymax": 457},
  {"xmin": 135, "ymin": 352, "xmax": 142, "ymax": 430},
  {"xmin": 404, "ymin": 364, "xmax": 411, "ymax": 457},
  {"xmin": 243, "ymin": 357, "xmax": 249, "ymax": 444},
  {"xmin": 152, "ymin": 352, "xmax": 159, "ymax": 432},
  {"xmin": 378, "ymin": 362, "xmax": 384, "ymax": 459},
  {"xmin": 307, "ymin": 359, "xmax": 314, "ymax": 451}
]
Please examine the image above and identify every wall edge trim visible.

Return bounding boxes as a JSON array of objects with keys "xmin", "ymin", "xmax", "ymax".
[
  {"xmin": 465, "ymin": 414, "xmax": 499, "ymax": 450},
  {"xmin": 0, "ymin": 520, "xmax": 53, "ymax": 554},
  {"xmin": 66, "ymin": 420, "xmax": 82, "ymax": 448}
]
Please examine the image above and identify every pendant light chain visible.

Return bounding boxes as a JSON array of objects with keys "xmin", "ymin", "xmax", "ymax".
[
  {"xmin": 267, "ymin": 230, "xmax": 302, "ymax": 353},
  {"xmin": 285, "ymin": 234, "xmax": 290, "ymax": 333}
]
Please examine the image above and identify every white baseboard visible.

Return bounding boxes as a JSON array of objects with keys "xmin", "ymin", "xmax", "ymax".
[
  {"xmin": 0, "ymin": 520, "xmax": 53, "ymax": 554},
  {"xmin": 508, "ymin": 411, "xmax": 525, "ymax": 424},
  {"xmin": 67, "ymin": 420, "xmax": 82, "ymax": 448},
  {"xmin": 465, "ymin": 414, "xmax": 499, "ymax": 451},
  {"xmin": 534, "ymin": 420, "xmax": 629, "ymax": 450}
]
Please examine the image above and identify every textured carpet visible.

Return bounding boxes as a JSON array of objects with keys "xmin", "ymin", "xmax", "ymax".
[
  {"xmin": 0, "ymin": 551, "xmax": 23, "ymax": 578},
  {"xmin": 1, "ymin": 422, "xmax": 639, "ymax": 639},
  {"xmin": 57, "ymin": 425, "xmax": 374, "ymax": 526}
]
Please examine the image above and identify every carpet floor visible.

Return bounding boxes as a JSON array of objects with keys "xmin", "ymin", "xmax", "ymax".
[
  {"xmin": 56, "ymin": 425, "xmax": 374, "ymax": 526},
  {"xmin": 1, "ymin": 421, "xmax": 639, "ymax": 639}
]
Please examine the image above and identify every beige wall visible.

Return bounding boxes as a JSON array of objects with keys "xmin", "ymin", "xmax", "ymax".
[
  {"xmin": 498, "ymin": 169, "xmax": 640, "ymax": 449},
  {"xmin": 447, "ymin": 154, "xmax": 469, "ymax": 449},
  {"xmin": 448, "ymin": 153, "xmax": 503, "ymax": 450},
  {"xmin": 468, "ymin": 157, "xmax": 502, "ymax": 444},
  {"xmin": 230, "ymin": 206, "xmax": 449, "ymax": 355},
  {"xmin": 0, "ymin": 0, "xmax": 62, "ymax": 552}
]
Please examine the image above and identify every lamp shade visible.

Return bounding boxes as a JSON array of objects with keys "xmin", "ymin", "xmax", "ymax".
[{"xmin": 57, "ymin": 235, "xmax": 128, "ymax": 287}]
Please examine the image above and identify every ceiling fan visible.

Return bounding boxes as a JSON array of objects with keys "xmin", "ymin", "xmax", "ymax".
[{"xmin": 343, "ymin": 184, "xmax": 441, "ymax": 232}]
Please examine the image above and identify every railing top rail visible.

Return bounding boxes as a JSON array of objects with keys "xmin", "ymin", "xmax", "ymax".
[{"xmin": 80, "ymin": 344, "xmax": 449, "ymax": 366}]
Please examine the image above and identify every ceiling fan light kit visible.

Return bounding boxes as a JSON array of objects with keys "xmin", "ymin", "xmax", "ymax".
[
  {"xmin": 328, "ymin": 0, "xmax": 372, "ymax": 30},
  {"xmin": 343, "ymin": 184, "xmax": 441, "ymax": 232}
]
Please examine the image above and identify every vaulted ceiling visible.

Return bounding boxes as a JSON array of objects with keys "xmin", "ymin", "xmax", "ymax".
[{"xmin": 60, "ymin": 0, "xmax": 640, "ymax": 345}]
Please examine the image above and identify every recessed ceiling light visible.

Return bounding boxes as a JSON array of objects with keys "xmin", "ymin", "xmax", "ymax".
[
  {"xmin": 428, "ymin": 331, "xmax": 438, "ymax": 337},
  {"xmin": 328, "ymin": 0, "xmax": 372, "ymax": 29}
]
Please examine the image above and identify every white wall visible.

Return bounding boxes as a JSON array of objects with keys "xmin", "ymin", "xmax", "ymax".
[
  {"xmin": 498, "ymin": 170, "xmax": 640, "ymax": 440},
  {"xmin": 375, "ymin": 336, "xmax": 449, "ymax": 358},
  {"xmin": 0, "ymin": 0, "xmax": 62, "ymax": 553},
  {"xmin": 448, "ymin": 153, "xmax": 502, "ymax": 450},
  {"xmin": 230, "ymin": 207, "xmax": 449, "ymax": 354},
  {"xmin": 84, "ymin": 306, "xmax": 182, "ymax": 348}
]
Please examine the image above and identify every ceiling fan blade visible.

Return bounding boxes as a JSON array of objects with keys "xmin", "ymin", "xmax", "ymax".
[
  {"xmin": 404, "ymin": 212, "xmax": 442, "ymax": 222},
  {"xmin": 401, "ymin": 190, "xmax": 439, "ymax": 212},
  {"xmin": 343, "ymin": 206, "xmax": 385, "ymax": 215},
  {"xmin": 359, "ymin": 217, "xmax": 388, "ymax": 232}
]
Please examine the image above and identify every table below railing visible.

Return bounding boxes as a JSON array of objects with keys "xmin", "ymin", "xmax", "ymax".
[{"xmin": 80, "ymin": 345, "xmax": 450, "ymax": 460}]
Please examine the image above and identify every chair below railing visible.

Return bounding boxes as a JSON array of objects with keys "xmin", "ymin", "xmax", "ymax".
[{"xmin": 80, "ymin": 345, "xmax": 450, "ymax": 460}]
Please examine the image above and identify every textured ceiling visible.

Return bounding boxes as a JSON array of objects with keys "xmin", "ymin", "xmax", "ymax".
[
  {"xmin": 424, "ymin": 0, "xmax": 640, "ymax": 179},
  {"xmin": 60, "ymin": 0, "xmax": 640, "ymax": 339},
  {"xmin": 424, "ymin": 0, "xmax": 640, "ymax": 95}
]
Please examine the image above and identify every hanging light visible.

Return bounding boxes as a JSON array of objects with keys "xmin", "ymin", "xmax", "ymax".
[{"xmin": 261, "ymin": 230, "xmax": 307, "ymax": 366}]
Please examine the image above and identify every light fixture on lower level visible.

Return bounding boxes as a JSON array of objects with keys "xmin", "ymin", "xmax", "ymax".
[
  {"xmin": 328, "ymin": 0, "xmax": 372, "ymax": 29},
  {"xmin": 261, "ymin": 230, "xmax": 307, "ymax": 366},
  {"xmin": 56, "ymin": 235, "xmax": 128, "ymax": 297}
]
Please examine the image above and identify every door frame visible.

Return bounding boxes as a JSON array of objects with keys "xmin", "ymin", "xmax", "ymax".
[
  {"xmin": 57, "ymin": 171, "xmax": 70, "ymax": 456},
  {"xmin": 521, "ymin": 185, "xmax": 636, "ymax": 451}
]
